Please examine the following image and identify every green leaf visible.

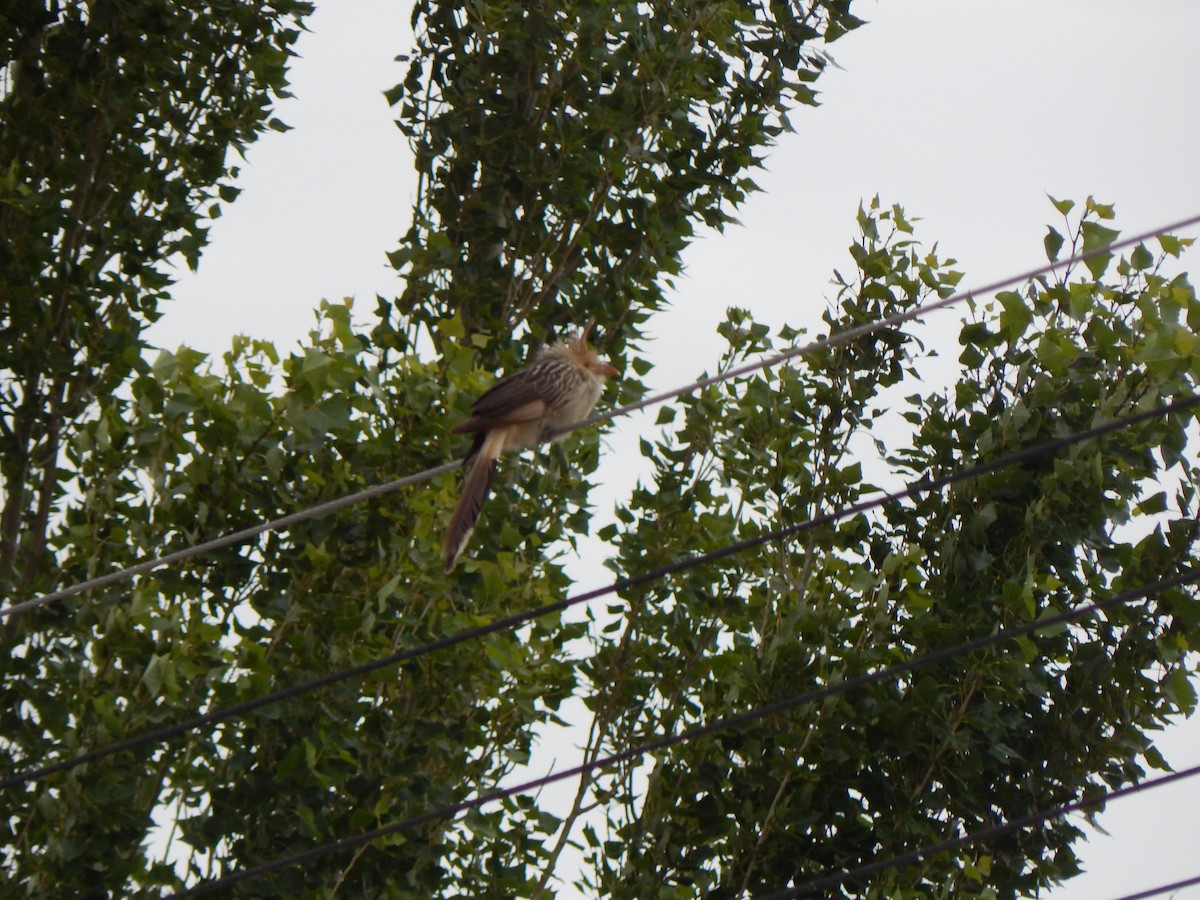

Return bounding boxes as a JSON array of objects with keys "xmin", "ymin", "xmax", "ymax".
[
  {"xmin": 1043, "ymin": 227, "xmax": 1064, "ymax": 263},
  {"xmin": 1067, "ymin": 282, "xmax": 1095, "ymax": 319},
  {"xmin": 1143, "ymin": 744, "xmax": 1172, "ymax": 773},
  {"xmin": 1036, "ymin": 329, "xmax": 1077, "ymax": 375},
  {"xmin": 997, "ymin": 291, "xmax": 1032, "ymax": 342},
  {"xmin": 376, "ymin": 572, "xmax": 404, "ymax": 606},
  {"xmin": 1048, "ymin": 195, "xmax": 1075, "ymax": 216},
  {"xmin": 142, "ymin": 655, "xmax": 165, "ymax": 696},
  {"xmin": 1081, "ymin": 221, "xmax": 1121, "ymax": 278},
  {"xmin": 1129, "ymin": 243, "xmax": 1154, "ymax": 271},
  {"xmin": 383, "ymin": 82, "xmax": 405, "ymax": 106},
  {"xmin": 1135, "ymin": 492, "xmax": 1167, "ymax": 515},
  {"xmin": 1165, "ymin": 668, "xmax": 1198, "ymax": 716},
  {"xmin": 1086, "ymin": 196, "xmax": 1117, "ymax": 219}
]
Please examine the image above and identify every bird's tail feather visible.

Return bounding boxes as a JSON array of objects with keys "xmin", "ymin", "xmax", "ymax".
[{"xmin": 443, "ymin": 430, "xmax": 504, "ymax": 572}]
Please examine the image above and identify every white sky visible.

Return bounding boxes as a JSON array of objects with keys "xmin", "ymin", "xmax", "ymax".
[{"xmin": 148, "ymin": 1, "xmax": 1200, "ymax": 897}]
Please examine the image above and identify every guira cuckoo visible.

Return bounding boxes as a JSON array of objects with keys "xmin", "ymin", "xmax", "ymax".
[{"xmin": 443, "ymin": 325, "xmax": 618, "ymax": 572}]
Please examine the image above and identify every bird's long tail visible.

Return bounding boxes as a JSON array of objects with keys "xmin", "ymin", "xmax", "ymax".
[{"xmin": 443, "ymin": 429, "xmax": 505, "ymax": 572}]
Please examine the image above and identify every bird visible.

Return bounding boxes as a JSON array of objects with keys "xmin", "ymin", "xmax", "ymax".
[{"xmin": 442, "ymin": 323, "xmax": 619, "ymax": 572}]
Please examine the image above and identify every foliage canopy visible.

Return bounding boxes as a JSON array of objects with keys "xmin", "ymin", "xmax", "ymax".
[{"xmin": 1, "ymin": 2, "xmax": 1198, "ymax": 898}]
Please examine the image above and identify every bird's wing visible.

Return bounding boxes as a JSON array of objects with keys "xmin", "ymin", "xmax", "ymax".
[{"xmin": 451, "ymin": 371, "xmax": 549, "ymax": 434}]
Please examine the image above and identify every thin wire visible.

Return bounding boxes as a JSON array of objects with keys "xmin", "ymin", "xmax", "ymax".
[
  {"xmin": 1111, "ymin": 873, "xmax": 1200, "ymax": 900},
  {"xmin": 166, "ymin": 567, "xmax": 1200, "ymax": 898},
  {"xmin": 0, "ymin": 461, "xmax": 460, "ymax": 618},
  {"xmin": 767, "ymin": 762, "xmax": 1200, "ymax": 899},
  {"xmin": 550, "ymin": 211, "xmax": 1200, "ymax": 438},
  {"xmin": 5, "ymin": 211, "xmax": 1198, "ymax": 620},
  {"xmin": 3, "ymin": 394, "xmax": 1195, "ymax": 793}
]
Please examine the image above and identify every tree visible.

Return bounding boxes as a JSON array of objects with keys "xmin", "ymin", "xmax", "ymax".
[
  {"xmin": 581, "ymin": 196, "xmax": 1200, "ymax": 897},
  {"xmin": 2, "ymin": 1, "xmax": 1198, "ymax": 898},
  {"xmin": 0, "ymin": 0, "xmax": 314, "ymax": 893}
]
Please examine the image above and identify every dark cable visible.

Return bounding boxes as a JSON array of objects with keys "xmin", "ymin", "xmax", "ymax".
[
  {"xmin": 165, "ymin": 568, "xmax": 1200, "ymax": 898},
  {"xmin": 551, "ymin": 211, "xmax": 1200, "ymax": 439},
  {"xmin": 1110, "ymin": 873, "xmax": 1200, "ymax": 900},
  {"xmin": 5, "ymin": 211, "xmax": 1198, "ymax": 620},
  {"xmin": 766, "ymin": 762, "xmax": 1200, "ymax": 898},
  {"xmin": 0, "ymin": 461, "xmax": 461, "ymax": 618},
  {"xmin": 3, "ymin": 394, "xmax": 1195, "ymax": 793}
]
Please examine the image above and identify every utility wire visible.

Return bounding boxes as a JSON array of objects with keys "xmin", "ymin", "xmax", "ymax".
[
  {"xmin": 1112, "ymin": 873, "xmax": 1200, "ymax": 900},
  {"xmin": 550, "ymin": 211, "xmax": 1200, "ymax": 439},
  {"xmin": 4, "ymin": 211, "xmax": 1198, "ymax": 620},
  {"xmin": 2, "ymin": 394, "xmax": 1195, "ymax": 794},
  {"xmin": 765, "ymin": 762, "xmax": 1200, "ymax": 899},
  {"xmin": 166, "ymin": 566, "xmax": 1200, "ymax": 898},
  {"xmin": 0, "ymin": 460, "xmax": 457, "ymax": 619}
]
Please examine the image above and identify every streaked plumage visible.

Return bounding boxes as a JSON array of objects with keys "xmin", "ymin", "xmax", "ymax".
[{"xmin": 443, "ymin": 325, "xmax": 617, "ymax": 572}]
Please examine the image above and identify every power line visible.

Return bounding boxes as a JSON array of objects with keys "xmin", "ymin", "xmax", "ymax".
[
  {"xmin": 4, "ymin": 211, "xmax": 1197, "ymax": 620},
  {"xmin": 550, "ymin": 211, "xmax": 1200, "ymax": 439},
  {"xmin": 165, "ymin": 567, "xmax": 1200, "ymax": 898},
  {"xmin": 1112, "ymin": 873, "xmax": 1200, "ymax": 900},
  {"xmin": 0, "ymin": 461, "xmax": 458, "ymax": 618},
  {"xmin": 4, "ymin": 394, "xmax": 1193, "ymax": 794},
  {"xmin": 766, "ymin": 762, "xmax": 1200, "ymax": 899}
]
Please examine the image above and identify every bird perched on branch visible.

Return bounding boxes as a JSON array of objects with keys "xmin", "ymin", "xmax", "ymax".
[{"xmin": 443, "ymin": 324, "xmax": 619, "ymax": 572}]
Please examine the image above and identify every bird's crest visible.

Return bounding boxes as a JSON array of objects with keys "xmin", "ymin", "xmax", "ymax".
[{"xmin": 562, "ymin": 320, "xmax": 600, "ymax": 363}]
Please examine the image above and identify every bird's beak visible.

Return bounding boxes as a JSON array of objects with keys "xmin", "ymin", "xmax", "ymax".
[{"xmin": 597, "ymin": 361, "xmax": 619, "ymax": 377}]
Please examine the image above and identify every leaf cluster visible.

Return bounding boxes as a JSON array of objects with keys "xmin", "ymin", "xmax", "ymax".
[
  {"xmin": 577, "ymin": 198, "xmax": 1200, "ymax": 898},
  {"xmin": 383, "ymin": 0, "xmax": 864, "ymax": 369}
]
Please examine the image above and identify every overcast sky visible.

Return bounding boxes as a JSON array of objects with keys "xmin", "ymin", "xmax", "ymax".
[{"xmin": 149, "ymin": 2, "xmax": 1200, "ymax": 897}]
